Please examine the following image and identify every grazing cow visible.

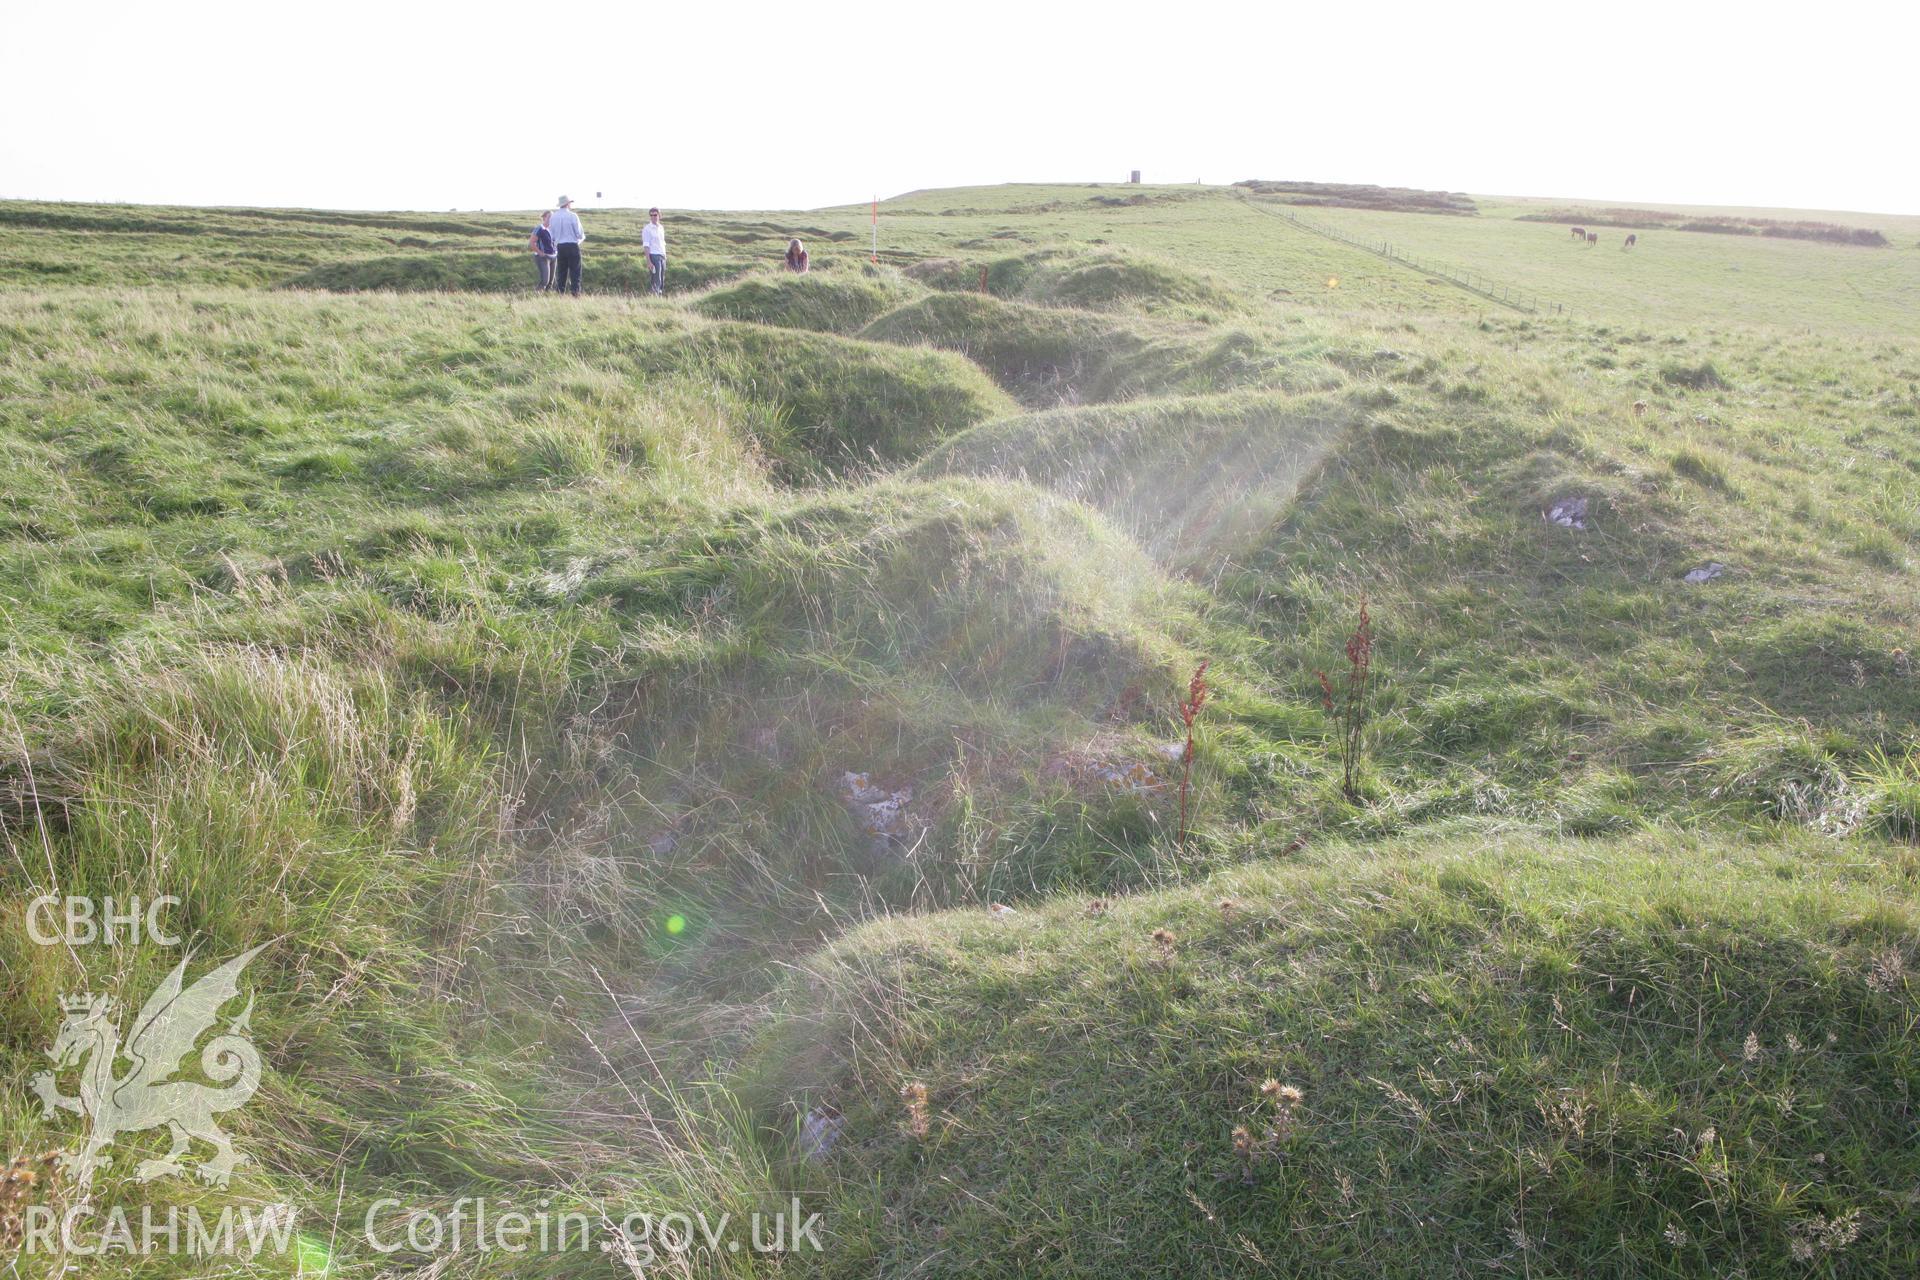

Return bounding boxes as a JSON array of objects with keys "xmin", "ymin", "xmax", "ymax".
[
  {"xmin": 1586, "ymin": 232, "xmax": 1599, "ymax": 245},
  {"xmin": 1623, "ymin": 234, "xmax": 1638, "ymax": 250},
  {"xmin": 1570, "ymin": 226, "xmax": 1586, "ymax": 240}
]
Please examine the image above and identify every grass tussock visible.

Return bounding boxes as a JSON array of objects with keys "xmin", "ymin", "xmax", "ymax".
[
  {"xmin": 908, "ymin": 247, "xmax": 1248, "ymax": 318},
  {"xmin": 691, "ymin": 266, "xmax": 924, "ymax": 334},
  {"xmin": 1660, "ymin": 359, "xmax": 1731, "ymax": 391},
  {"xmin": 749, "ymin": 831, "xmax": 1920, "ymax": 1277},
  {"xmin": 640, "ymin": 321, "xmax": 1016, "ymax": 479}
]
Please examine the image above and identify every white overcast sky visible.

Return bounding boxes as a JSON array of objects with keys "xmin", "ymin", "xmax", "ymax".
[{"xmin": 3, "ymin": 0, "xmax": 1915, "ymax": 215}]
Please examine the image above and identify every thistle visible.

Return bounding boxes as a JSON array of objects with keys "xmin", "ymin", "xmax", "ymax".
[
  {"xmin": 901, "ymin": 1081, "xmax": 930, "ymax": 1138},
  {"xmin": 1231, "ymin": 1081, "xmax": 1306, "ymax": 1184},
  {"xmin": 0, "ymin": 1152, "xmax": 61, "ymax": 1250}
]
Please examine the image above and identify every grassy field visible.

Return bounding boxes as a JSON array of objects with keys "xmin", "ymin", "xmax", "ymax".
[
  {"xmin": 1279, "ymin": 198, "xmax": 1920, "ymax": 331},
  {"xmin": 0, "ymin": 184, "xmax": 1915, "ymax": 1278}
]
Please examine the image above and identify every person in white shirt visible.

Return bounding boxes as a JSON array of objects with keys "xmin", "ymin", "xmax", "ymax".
[
  {"xmin": 549, "ymin": 196, "xmax": 586, "ymax": 296},
  {"xmin": 641, "ymin": 207, "xmax": 667, "ymax": 296}
]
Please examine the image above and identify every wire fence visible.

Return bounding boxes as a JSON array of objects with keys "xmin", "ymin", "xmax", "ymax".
[{"xmin": 1247, "ymin": 200, "xmax": 1567, "ymax": 317}]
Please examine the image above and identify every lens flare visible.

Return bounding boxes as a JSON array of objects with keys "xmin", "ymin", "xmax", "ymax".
[
  {"xmin": 666, "ymin": 915, "xmax": 687, "ymax": 935},
  {"xmin": 295, "ymin": 1234, "xmax": 333, "ymax": 1275}
]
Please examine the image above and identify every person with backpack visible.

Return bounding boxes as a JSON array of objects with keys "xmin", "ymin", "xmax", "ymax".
[
  {"xmin": 550, "ymin": 196, "xmax": 586, "ymax": 296},
  {"xmin": 529, "ymin": 211, "xmax": 557, "ymax": 291}
]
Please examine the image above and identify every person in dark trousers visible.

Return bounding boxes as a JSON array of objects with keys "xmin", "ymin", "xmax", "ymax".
[
  {"xmin": 785, "ymin": 238, "xmax": 809, "ymax": 273},
  {"xmin": 642, "ymin": 207, "xmax": 667, "ymax": 296},
  {"xmin": 530, "ymin": 211, "xmax": 557, "ymax": 290},
  {"xmin": 549, "ymin": 196, "xmax": 585, "ymax": 296}
]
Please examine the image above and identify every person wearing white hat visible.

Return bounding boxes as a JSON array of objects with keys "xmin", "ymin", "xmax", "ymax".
[{"xmin": 549, "ymin": 196, "xmax": 586, "ymax": 296}]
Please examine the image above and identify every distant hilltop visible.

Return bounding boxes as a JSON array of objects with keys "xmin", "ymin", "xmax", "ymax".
[{"xmin": 1233, "ymin": 180, "xmax": 1478, "ymax": 216}]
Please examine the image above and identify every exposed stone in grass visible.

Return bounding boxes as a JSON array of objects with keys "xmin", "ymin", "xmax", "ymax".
[
  {"xmin": 840, "ymin": 771, "xmax": 920, "ymax": 851},
  {"xmin": 1545, "ymin": 496, "xmax": 1589, "ymax": 530},
  {"xmin": 1041, "ymin": 742, "xmax": 1166, "ymax": 794},
  {"xmin": 798, "ymin": 1105, "xmax": 844, "ymax": 1161}
]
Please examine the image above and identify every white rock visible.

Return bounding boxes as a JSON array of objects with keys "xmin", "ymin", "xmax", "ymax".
[
  {"xmin": 1545, "ymin": 496, "xmax": 1588, "ymax": 531},
  {"xmin": 798, "ymin": 1107, "xmax": 844, "ymax": 1161},
  {"xmin": 1683, "ymin": 562, "xmax": 1727, "ymax": 584}
]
